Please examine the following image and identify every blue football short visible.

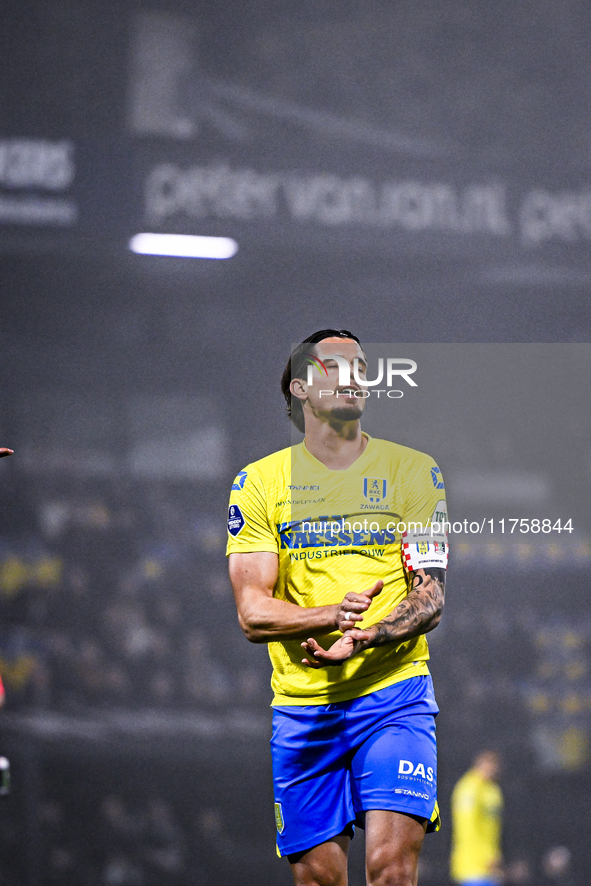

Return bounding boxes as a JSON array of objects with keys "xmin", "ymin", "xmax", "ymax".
[{"xmin": 271, "ymin": 675, "xmax": 439, "ymax": 857}]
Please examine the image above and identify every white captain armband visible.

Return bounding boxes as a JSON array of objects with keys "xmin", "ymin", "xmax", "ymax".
[{"xmin": 402, "ymin": 525, "xmax": 448, "ymax": 571}]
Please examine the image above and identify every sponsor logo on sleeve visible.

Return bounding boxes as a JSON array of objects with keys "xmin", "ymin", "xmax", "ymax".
[
  {"xmin": 231, "ymin": 471, "xmax": 247, "ymax": 491},
  {"xmin": 227, "ymin": 504, "xmax": 246, "ymax": 536},
  {"xmin": 431, "ymin": 499, "xmax": 448, "ymax": 526}
]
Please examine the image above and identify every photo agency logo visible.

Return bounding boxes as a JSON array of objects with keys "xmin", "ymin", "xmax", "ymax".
[{"xmin": 304, "ymin": 352, "xmax": 418, "ymax": 398}]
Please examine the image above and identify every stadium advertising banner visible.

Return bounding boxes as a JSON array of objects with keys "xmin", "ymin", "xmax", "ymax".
[
  {"xmin": 2, "ymin": 130, "xmax": 591, "ymax": 264},
  {"xmin": 2, "ymin": 8, "xmax": 591, "ymax": 263},
  {"xmin": 0, "ymin": 138, "xmax": 77, "ymax": 229},
  {"xmin": 125, "ymin": 12, "xmax": 591, "ymax": 260},
  {"xmin": 135, "ymin": 150, "xmax": 591, "ymax": 256}
]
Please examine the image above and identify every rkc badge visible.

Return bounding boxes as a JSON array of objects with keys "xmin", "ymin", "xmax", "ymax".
[
  {"xmin": 274, "ymin": 802, "xmax": 285, "ymax": 834},
  {"xmin": 363, "ymin": 477, "xmax": 387, "ymax": 503}
]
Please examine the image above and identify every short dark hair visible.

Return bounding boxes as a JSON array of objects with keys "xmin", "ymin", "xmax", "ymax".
[{"xmin": 281, "ymin": 329, "xmax": 362, "ymax": 433}]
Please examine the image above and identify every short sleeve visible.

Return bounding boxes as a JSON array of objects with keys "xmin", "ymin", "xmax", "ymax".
[
  {"xmin": 226, "ymin": 465, "xmax": 278, "ymax": 556},
  {"xmin": 400, "ymin": 455, "xmax": 449, "ymax": 571},
  {"xmin": 401, "ymin": 456, "xmax": 447, "ymax": 528}
]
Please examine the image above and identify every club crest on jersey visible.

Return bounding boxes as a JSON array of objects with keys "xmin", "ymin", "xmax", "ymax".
[{"xmin": 363, "ymin": 477, "xmax": 387, "ymax": 503}]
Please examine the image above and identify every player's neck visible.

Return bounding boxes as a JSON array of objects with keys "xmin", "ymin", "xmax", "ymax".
[{"xmin": 303, "ymin": 420, "xmax": 367, "ymax": 470}]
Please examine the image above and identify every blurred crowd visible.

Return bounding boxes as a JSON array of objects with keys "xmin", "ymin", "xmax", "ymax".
[
  {"xmin": 0, "ymin": 757, "xmax": 275, "ymax": 886},
  {"xmin": 0, "ymin": 473, "xmax": 270, "ymax": 712}
]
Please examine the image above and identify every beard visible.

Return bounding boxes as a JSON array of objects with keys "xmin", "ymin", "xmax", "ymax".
[{"xmin": 330, "ymin": 403, "xmax": 365, "ymax": 423}]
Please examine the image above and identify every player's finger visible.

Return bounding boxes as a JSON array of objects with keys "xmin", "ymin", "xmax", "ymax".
[
  {"xmin": 343, "ymin": 594, "xmax": 374, "ymax": 612},
  {"xmin": 343, "ymin": 591, "xmax": 365, "ymax": 603},
  {"xmin": 301, "ymin": 638, "xmax": 320, "ymax": 654},
  {"xmin": 339, "ymin": 615, "xmax": 364, "ymax": 631},
  {"xmin": 364, "ymin": 581, "xmax": 384, "ymax": 598},
  {"xmin": 301, "ymin": 640, "xmax": 323, "ymax": 668},
  {"xmin": 341, "ymin": 610, "xmax": 365, "ymax": 620},
  {"xmin": 347, "ymin": 583, "xmax": 382, "ymax": 606},
  {"xmin": 343, "ymin": 594, "xmax": 369, "ymax": 610},
  {"xmin": 341, "ymin": 606, "xmax": 369, "ymax": 623},
  {"xmin": 0, "ymin": 449, "xmax": 13, "ymax": 458},
  {"xmin": 347, "ymin": 629, "xmax": 371, "ymax": 641},
  {"xmin": 303, "ymin": 649, "xmax": 334, "ymax": 664}
]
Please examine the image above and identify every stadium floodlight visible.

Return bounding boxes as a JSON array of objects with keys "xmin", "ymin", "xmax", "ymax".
[{"xmin": 129, "ymin": 233, "xmax": 238, "ymax": 259}]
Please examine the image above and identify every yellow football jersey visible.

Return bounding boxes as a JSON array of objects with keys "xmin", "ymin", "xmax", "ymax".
[
  {"xmin": 450, "ymin": 770, "xmax": 503, "ymax": 882},
  {"xmin": 226, "ymin": 434, "xmax": 448, "ymax": 705}
]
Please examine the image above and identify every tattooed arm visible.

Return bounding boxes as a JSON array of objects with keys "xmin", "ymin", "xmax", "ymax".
[
  {"xmin": 301, "ymin": 567, "xmax": 445, "ymax": 667},
  {"xmin": 371, "ymin": 567, "xmax": 445, "ymax": 646}
]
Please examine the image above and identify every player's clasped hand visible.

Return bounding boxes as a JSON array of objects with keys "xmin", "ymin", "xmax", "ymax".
[
  {"xmin": 301, "ymin": 627, "xmax": 375, "ymax": 667},
  {"xmin": 302, "ymin": 580, "xmax": 384, "ymax": 668},
  {"xmin": 335, "ymin": 580, "xmax": 383, "ymax": 633}
]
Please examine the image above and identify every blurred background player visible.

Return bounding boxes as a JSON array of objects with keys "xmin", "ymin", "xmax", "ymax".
[{"xmin": 450, "ymin": 749, "xmax": 503, "ymax": 886}]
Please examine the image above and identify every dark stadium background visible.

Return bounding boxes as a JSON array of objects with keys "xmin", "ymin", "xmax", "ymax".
[{"xmin": 0, "ymin": 1, "xmax": 590, "ymax": 883}]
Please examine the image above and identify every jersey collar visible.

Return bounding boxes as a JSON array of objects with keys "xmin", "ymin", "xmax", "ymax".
[{"xmin": 298, "ymin": 432, "xmax": 373, "ymax": 473}]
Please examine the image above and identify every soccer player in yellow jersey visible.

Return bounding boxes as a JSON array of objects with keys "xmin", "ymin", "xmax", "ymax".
[
  {"xmin": 227, "ymin": 330, "xmax": 448, "ymax": 886},
  {"xmin": 450, "ymin": 751, "xmax": 503, "ymax": 886}
]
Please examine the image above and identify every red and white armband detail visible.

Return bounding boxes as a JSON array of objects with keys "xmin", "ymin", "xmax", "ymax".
[{"xmin": 402, "ymin": 527, "xmax": 449, "ymax": 571}]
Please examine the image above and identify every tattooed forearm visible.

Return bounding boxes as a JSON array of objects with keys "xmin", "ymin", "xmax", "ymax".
[{"xmin": 366, "ymin": 569, "xmax": 445, "ymax": 649}]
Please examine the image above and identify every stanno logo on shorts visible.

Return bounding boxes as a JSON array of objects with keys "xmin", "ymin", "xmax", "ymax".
[{"xmin": 395, "ymin": 788, "xmax": 429, "ymax": 800}]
